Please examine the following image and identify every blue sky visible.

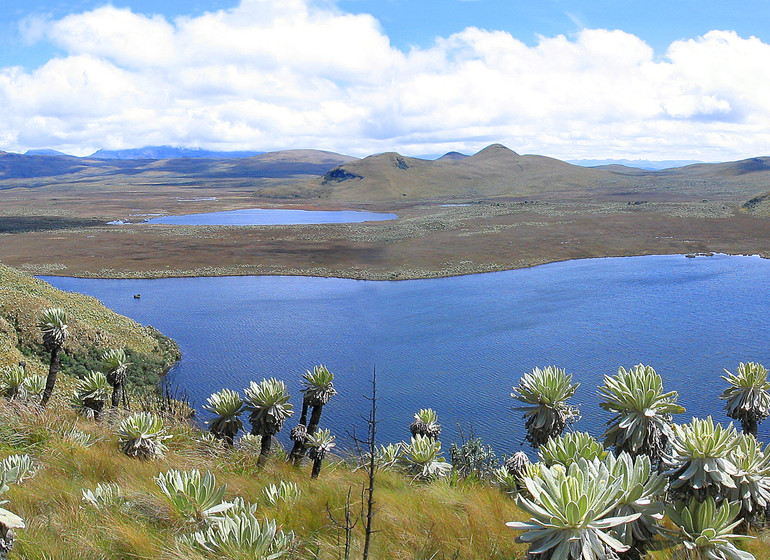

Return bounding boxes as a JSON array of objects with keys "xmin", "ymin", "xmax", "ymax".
[{"xmin": 2, "ymin": 0, "xmax": 770, "ymax": 159}]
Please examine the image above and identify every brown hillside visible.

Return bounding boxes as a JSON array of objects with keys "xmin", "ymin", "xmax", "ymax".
[{"xmin": 257, "ymin": 144, "xmax": 770, "ymax": 204}]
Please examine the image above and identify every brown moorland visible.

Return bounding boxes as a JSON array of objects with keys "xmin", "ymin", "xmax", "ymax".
[{"xmin": 1, "ymin": 144, "xmax": 769, "ymax": 279}]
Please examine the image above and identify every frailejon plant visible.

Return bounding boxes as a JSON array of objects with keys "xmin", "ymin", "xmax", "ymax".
[
  {"xmin": 601, "ymin": 452, "xmax": 666, "ymax": 555},
  {"xmin": 82, "ymin": 482, "xmax": 125, "ymax": 510},
  {"xmin": 494, "ymin": 466, "xmax": 520, "ymax": 496},
  {"xmin": 23, "ymin": 374, "xmax": 45, "ymax": 400},
  {"xmin": 71, "ymin": 371, "xmax": 111, "ymax": 420},
  {"xmin": 506, "ymin": 457, "xmax": 640, "ymax": 560},
  {"xmin": 720, "ymin": 362, "xmax": 770, "ymax": 437},
  {"xmin": 262, "ymin": 481, "xmax": 301, "ymax": 508},
  {"xmin": 63, "ymin": 427, "xmax": 97, "ymax": 448},
  {"xmin": 0, "ymin": 366, "xmax": 27, "ymax": 401},
  {"xmin": 101, "ymin": 348, "xmax": 131, "ymax": 409},
  {"xmin": 177, "ymin": 512, "xmax": 294, "ymax": 559},
  {"xmin": 495, "ymin": 451, "xmax": 534, "ymax": 496},
  {"xmin": 402, "ymin": 434, "xmax": 451, "ymax": 481},
  {"xmin": 539, "ymin": 431, "xmax": 606, "ymax": 467},
  {"xmin": 410, "ymin": 408, "xmax": 441, "ymax": 440},
  {"xmin": 203, "ymin": 388, "xmax": 244, "ymax": 447},
  {"xmin": 306, "ymin": 428, "xmax": 336, "ymax": 479},
  {"xmin": 117, "ymin": 412, "xmax": 172, "ymax": 460},
  {"xmin": 38, "ymin": 307, "xmax": 69, "ymax": 407},
  {"xmin": 666, "ymin": 497, "xmax": 755, "ymax": 560},
  {"xmin": 155, "ymin": 469, "xmax": 233, "ymax": 523},
  {"xmin": 289, "ymin": 365, "xmax": 337, "ymax": 465},
  {"xmin": 359, "ymin": 442, "xmax": 402, "ymax": 472},
  {"xmin": 243, "ymin": 378, "xmax": 293, "ymax": 468},
  {"xmin": 218, "ymin": 496, "xmax": 259, "ymax": 519},
  {"xmin": 511, "ymin": 366, "xmax": 580, "ymax": 447},
  {"xmin": 598, "ymin": 364, "xmax": 684, "ymax": 463},
  {"xmin": 728, "ymin": 433, "xmax": 770, "ymax": 522},
  {"xmin": 664, "ymin": 416, "xmax": 740, "ymax": 501},
  {"xmin": 0, "ymin": 454, "xmax": 34, "ymax": 560}
]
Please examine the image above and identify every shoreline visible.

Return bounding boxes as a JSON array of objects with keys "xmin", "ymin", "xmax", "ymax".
[{"xmin": 27, "ymin": 250, "xmax": 767, "ymax": 282}]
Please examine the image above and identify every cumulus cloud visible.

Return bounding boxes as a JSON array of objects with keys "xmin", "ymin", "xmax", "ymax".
[{"xmin": 2, "ymin": 0, "xmax": 770, "ymax": 160}]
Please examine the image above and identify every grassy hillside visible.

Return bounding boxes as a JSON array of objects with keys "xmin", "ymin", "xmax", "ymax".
[
  {"xmin": 0, "ymin": 400, "xmax": 526, "ymax": 560},
  {"xmin": 0, "ymin": 263, "xmax": 178, "ymax": 388}
]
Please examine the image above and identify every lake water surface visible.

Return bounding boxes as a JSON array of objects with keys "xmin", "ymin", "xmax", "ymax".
[
  {"xmin": 42, "ymin": 254, "xmax": 770, "ymax": 453},
  {"xmin": 145, "ymin": 208, "xmax": 397, "ymax": 225}
]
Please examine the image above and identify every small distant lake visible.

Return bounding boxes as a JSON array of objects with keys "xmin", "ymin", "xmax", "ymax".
[
  {"xmin": 42, "ymin": 254, "xmax": 770, "ymax": 453},
  {"xmin": 145, "ymin": 208, "xmax": 398, "ymax": 226}
]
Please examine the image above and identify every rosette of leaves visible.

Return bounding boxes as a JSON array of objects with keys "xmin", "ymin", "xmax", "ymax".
[
  {"xmin": 0, "ymin": 366, "xmax": 27, "ymax": 401},
  {"xmin": 506, "ymin": 457, "xmax": 640, "ymax": 560},
  {"xmin": 666, "ymin": 497, "xmax": 755, "ymax": 560},
  {"xmin": 306, "ymin": 428, "xmax": 336, "ymax": 479},
  {"xmin": 720, "ymin": 362, "xmax": 770, "ymax": 436},
  {"xmin": 218, "ymin": 497, "xmax": 259, "ymax": 519},
  {"xmin": 410, "ymin": 408, "xmax": 442, "ymax": 440},
  {"xmin": 0, "ymin": 455, "xmax": 34, "ymax": 486},
  {"xmin": 402, "ymin": 434, "xmax": 451, "ymax": 481},
  {"xmin": 598, "ymin": 364, "xmax": 684, "ymax": 462},
  {"xmin": 0, "ymin": 454, "xmax": 34, "ymax": 560},
  {"xmin": 494, "ymin": 466, "xmax": 521, "ymax": 496},
  {"xmin": 495, "ymin": 451, "xmax": 534, "ymax": 496},
  {"xmin": 511, "ymin": 366, "xmax": 580, "ymax": 447},
  {"xmin": 71, "ymin": 371, "xmax": 111, "ymax": 420},
  {"xmin": 664, "ymin": 416, "xmax": 739, "ymax": 501},
  {"xmin": 117, "ymin": 412, "xmax": 172, "ymax": 460},
  {"xmin": 82, "ymin": 483, "xmax": 125, "ymax": 510},
  {"xmin": 101, "ymin": 348, "xmax": 131, "ymax": 408},
  {"xmin": 243, "ymin": 378, "xmax": 293, "ymax": 467},
  {"xmin": 203, "ymin": 388, "xmax": 244, "ymax": 447},
  {"xmin": 177, "ymin": 512, "xmax": 295, "ymax": 559},
  {"xmin": 262, "ymin": 481, "xmax": 301, "ymax": 508},
  {"xmin": 361, "ymin": 442, "xmax": 402, "ymax": 472},
  {"xmin": 155, "ymin": 469, "xmax": 233, "ymax": 523},
  {"xmin": 728, "ymin": 433, "xmax": 770, "ymax": 520},
  {"xmin": 539, "ymin": 431, "xmax": 606, "ymax": 467},
  {"xmin": 601, "ymin": 452, "xmax": 666, "ymax": 553},
  {"xmin": 23, "ymin": 374, "xmax": 46, "ymax": 400}
]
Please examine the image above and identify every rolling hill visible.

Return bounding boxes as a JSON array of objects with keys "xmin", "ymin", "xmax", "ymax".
[{"xmin": 256, "ymin": 144, "xmax": 770, "ymax": 204}]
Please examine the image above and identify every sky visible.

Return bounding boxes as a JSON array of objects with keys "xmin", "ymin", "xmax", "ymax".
[{"xmin": 2, "ymin": 0, "xmax": 770, "ymax": 160}]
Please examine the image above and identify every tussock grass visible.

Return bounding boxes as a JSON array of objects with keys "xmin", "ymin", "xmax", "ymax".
[{"xmin": 0, "ymin": 400, "xmax": 526, "ymax": 559}]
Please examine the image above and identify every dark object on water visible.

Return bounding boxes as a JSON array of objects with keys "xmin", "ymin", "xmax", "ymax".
[{"xmin": 133, "ymin": 294, "xmax": 141, "ymax": 299}]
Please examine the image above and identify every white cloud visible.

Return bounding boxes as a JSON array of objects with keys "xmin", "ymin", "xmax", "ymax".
[{"xmin": 2, "ymin": 0, "xmax": 770, "ymax": 160}]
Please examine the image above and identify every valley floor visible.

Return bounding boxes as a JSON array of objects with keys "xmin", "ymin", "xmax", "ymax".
[{"xmin": 1, "ymin": 188, "xmax": 769, "ymax": 279}]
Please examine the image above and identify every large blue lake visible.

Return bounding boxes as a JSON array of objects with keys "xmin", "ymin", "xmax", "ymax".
[
  {"xmin": 42, "ymin": 254, "xmax": 770, "ymax": 453},
  {"xmin": 145, "ymin": 208, "xmax": 397, "ymax": 225}
]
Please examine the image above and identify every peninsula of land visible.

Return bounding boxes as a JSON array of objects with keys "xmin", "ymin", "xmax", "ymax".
[{"xmin": 1, "ymin": 144, "xmax": 769, "ymax": 279}]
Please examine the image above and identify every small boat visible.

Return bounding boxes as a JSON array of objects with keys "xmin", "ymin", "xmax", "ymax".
[{"xmin": 133, "ymin": 294, "xmax": 141, "ymax": 299}]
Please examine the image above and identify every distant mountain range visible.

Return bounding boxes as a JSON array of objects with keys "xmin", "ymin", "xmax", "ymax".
[
  {"xmin": 567, "ymin": 158, "xmax": 704, "ymax": 170},
  {"xmin": 4, "ymin": 144, "xmax": 770, "ymax": 214},
  {"xmin": 21, "ymin": 146, "xmax": 709, "ymax": 170},
  {"xmin": 88, "ymin": 146, "xmax": 265, "ymax": 159},
  {"xmin": 0, "ymin": 149, "xmax": 356, "ymax": 185}
]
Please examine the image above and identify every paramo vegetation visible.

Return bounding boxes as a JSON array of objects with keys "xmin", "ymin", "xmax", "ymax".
[{"xmin": 1, "ymin": 266, "xmax": 770, "ymax": 559}]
